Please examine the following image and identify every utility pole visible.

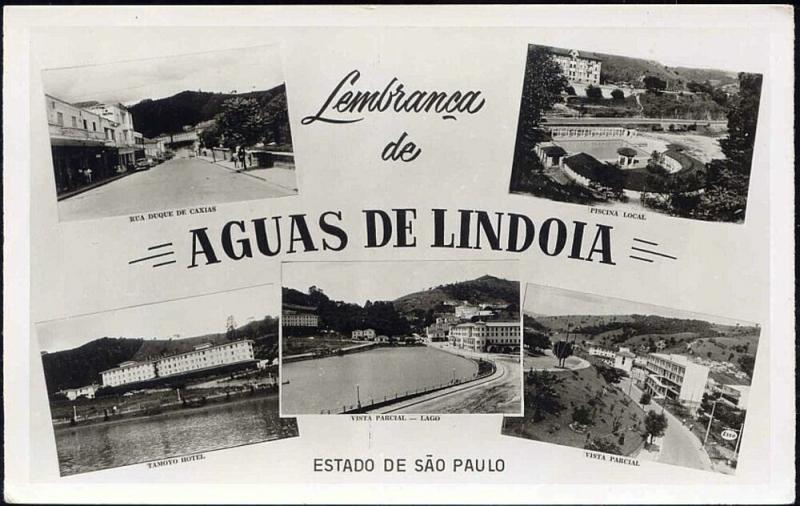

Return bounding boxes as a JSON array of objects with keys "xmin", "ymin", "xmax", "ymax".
[
  {"xmin": 356, "ymin": 384, "xmax": 361, "ymax": 409},
  {"xmin": 733, "ymin": 421, "xmax": 744, "ymax": 459},
  {"xmin": 703, "ymin": 399, "xmax": 718, "ymax": 447}
]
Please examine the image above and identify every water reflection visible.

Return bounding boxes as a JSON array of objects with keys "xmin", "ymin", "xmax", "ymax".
[{"xmin": 54, "ymin": 395, "xmax": 297, "ymax": 476}]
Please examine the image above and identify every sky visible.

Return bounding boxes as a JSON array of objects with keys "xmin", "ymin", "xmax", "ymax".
[
  {"xmin": 42, "ymin": 43, "xmax": 285, "ymax": 105},
  {"xmin": 36, "ymin": 284, "xmax": 279, "ymax": 353},
  {"xmin": 283, "ymin": 260, "xmax": 518, "ymax": 306},
  {"xmin": 523, "ymin": 284, "xmax": 755, "ymax": 327}
]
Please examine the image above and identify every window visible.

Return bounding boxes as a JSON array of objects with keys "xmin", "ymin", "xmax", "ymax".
[
  {"xmin": 92, "ymin": 122, "xmax": 97, "ymax": 131},
  {"xmin": 71, "ymin": 116, "xmax": 77, "ymax": 127},
  {"xmin": 57, "ymin": 112, "xmax": 63, "ymax": 126},
  {"xmin": 83, "ymin": 119, "xmax": 88, "ymax": 129},
  {"xmin": 51, "ymin": 101, "xmax": 56, "ymax": 110}
]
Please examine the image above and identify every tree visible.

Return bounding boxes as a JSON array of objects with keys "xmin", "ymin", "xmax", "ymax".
[
  {"xmin": 512, "ymin": 46, "xmax": 569, "ymax": 167},
  {"xmin": 643, "ymin": 411, "xmax": 668, "ymax": 445},
  {"xmin": 692, "ymin": 73, "xmax": 762, "ymax": 222},
  {"xmin": 584, "ymin": 438, "xmax": 622, "ymax": 455},
  {"xmin": 611, "ymin": 88, "xmax": 625, "ymax": 100},
  {"xmin": 643, "ymin": 76, "xmax": 667, "ymax": 93},
  {"xmin": 552, "ymin": 340, "xmax": 574, "ymax": 368},
  {"xmin": 199, "ymin": 122, "xmax": 222, "ymax": 149},
  {"xmin": 586, "ymin": 85, "xmax": 603, "ymax": 100},
  {"xmin": 738, "ymin": 354, "xmax": 756, "ymax": 376},
  {"xmin": 640, "ymin": 392, "xmax": 652, "ymax": 405},
  {"xmin": 524, "ymin": 330, "xmax": 551, "ymax": 355},
  {"xmin": 595, "ymin": 364, "xmax": 628, "ymax": 384},
  {"xmin": 572, "ymin": 405, "xmax": 593, "ymax": 425},
  {"xmin": 216, "ymin": 97, "xmax": 270, "ymax": 148},
  {"xmin": 525, "ymin": 370, "xmax": 564, "ymax": 422}
]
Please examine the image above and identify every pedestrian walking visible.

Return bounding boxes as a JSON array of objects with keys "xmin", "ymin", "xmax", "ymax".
[{"xmin": 238, "ymin": 147, "xmax": 247, "ymax": 170}]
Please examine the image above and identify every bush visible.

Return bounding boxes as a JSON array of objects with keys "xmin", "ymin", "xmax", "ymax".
[
  {"xmin": 611, "ymin": 88, "xmax": 625, "ymax": 100},
  {"xmin": 640, "ymin": 392, "xmax": 652, "ymax": 405},
  {"xmin": 565, "ymin": 86, "xmax": 576, "ymax": 96},
  {"xmin": 586, "ymin": 85, "xmax": 603, "ymax": 100},
  {"xmin": 572, "ymin": 405, "xmax": 593, "ymax": 425},
  {"xmin": 584, "ymin": 438, "xmax": 622, "ymax": 455}
]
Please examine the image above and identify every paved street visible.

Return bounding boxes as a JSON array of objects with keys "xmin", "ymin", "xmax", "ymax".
[
  {"xmin": 59, "ymin": 156, "xmax": 297, "ymax": 221},
  {"xmin": 620, "ymin": 377, "xmax": 712, "ymax": 471},
  {"xmin": 378, "ymin": 344, "xmax": 522, "ymax": 415}
]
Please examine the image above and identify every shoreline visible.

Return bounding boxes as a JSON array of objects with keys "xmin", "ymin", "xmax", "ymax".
[{"xmin": 53, "ymin": 389, "xmax": 280, "ymax": 432}]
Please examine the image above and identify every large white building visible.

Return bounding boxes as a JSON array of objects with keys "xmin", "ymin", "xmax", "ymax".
[
  {"xmin": 549, "ymin": 47, "xmax": 603, "ymax": 86},
  {"xmin": 57, "ymin": 384, "xmax": 100, "ymax": 401},
  {"xmin": 100, "ymin": 361, "xmax": 158, "ymax": 388},
  {"xmin": 156, "ymin": 341, "xmax": 255, "ymax": 378},
  {"xmin": 282, "ymin": 309, "xmax": 320, "ymax": 327},
  {"xmin": 100, "ymin": 340, "xmax": 255, "ymax": 388},
  {"xmin": 644, "ymin": 353, "xmax": 710, "ymax": 410},
  {"xmin": 449, "ymin": 321, "xmax": 521, "ymax": 352}
]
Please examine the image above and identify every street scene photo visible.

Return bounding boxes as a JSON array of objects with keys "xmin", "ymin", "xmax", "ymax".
[
  {"xmin": 280, "ymin": 260, "xmax": 523, "ymax": 415},
  {"xmin": 43, "ymin": 44, "xmax": 297, "ymax": 222},
  {"xmin": 509, "ymin": 44, "xmax": 762, "ymax": 223},
  {"xmin": 36, "ymin": 285, "xmax": 298, "ymax": 476},
  {"xmin": 502, "ymin": 284, "xmax": 761, "ymax": 475}
]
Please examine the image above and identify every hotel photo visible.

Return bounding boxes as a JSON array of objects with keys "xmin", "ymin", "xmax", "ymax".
[
  {"xmin": 43, "ymin": 39, "xmax": 297, "ymax": 222},
  {"xmin": 35, "ymin": 284, "xmax": 298, "ymax": 476},
  {"xmin": 503, "ymin": 283, "xmax": 761, "ymax": 475},
  {"xmin": 509, "ymin": 44, "xmax": 762, "ymax": 223},
  {"xmin": 280, "ymin": 260, "xmax": 523, "ymax": 416}
]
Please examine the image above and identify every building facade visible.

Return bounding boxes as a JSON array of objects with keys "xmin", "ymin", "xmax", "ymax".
[
  {"xmin": 46, "ymin": 94, "xmax": 144, "ymax": 196},
  {"xmin": 352, "ymin": 329, "xmax": 376, "ymax": 340},
  {"xmin": 100, "ymin": 340, "xmax": 256, "ymax": 388},
  {"xmin": 644, "ymin": 353, "xmax": 710, "ymax": 410},
  {"xmin": 450, "ymin": 321, "xmax": 521, "ymax": 352},
  {"xmin": 549, "ymin": 47, "xmax": 603, "ymax": 85},
  {"xmin": 455, "ymin": 303, "xmax": 480, "ymax": 320},
  {"xmin": 58, "ymin": 384, "xmax": 100, "ymax": 401},
  {"xmin": 282, "ymin": 310, "xmax": 320, "ymax": 327},
  {"xmin": 100, "ymin": 361, "xmax": 158, "ymax": 388}
]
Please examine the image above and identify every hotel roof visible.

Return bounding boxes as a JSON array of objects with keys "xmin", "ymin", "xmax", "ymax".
[
  {"xmin": 563, "ymin": 153, "xmax": 609, "ymax": 180},
  {"xmin": 545, "ymin": 46, "xmax": 604, "ymax": 62}
]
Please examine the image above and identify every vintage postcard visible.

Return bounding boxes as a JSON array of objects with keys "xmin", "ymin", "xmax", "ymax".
[
  {"xmin": 42, "ymin": 44, "xmax": 298, "ymax": 222},
  {"xmin": 509, "ymin": 44, "xmax": 762, "ymax": 223},
  {"xmin": 280, "ymin": 260, "xmax": 523, "ymax": 415},
  {"xmin": 35, "ymin": 284, "xmax": 297, "ymax": 476},
  {"xmin": 503, "ymin": 283, "xmax": 761, "ymax": 475}
]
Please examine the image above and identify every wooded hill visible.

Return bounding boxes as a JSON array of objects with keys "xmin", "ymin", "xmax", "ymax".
[
  {"xmin": 392, "ymin": 275, "xmax": 519, "ymax": 314},
  {"xmin": 128, "ymin": 84, "xmax": 287, "ymax": 138},
  {"xmin": 283, "ymin": 275, "xmax": 519, "ymax": 337},
  {"xmin": 41, "ymin": 316, "xmax": 279, "ymax": 393}
]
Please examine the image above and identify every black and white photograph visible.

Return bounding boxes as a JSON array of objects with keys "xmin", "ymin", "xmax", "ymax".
[
  {"xmin": 503, "ymin": 284, "xmax": 761, "ymax": 475},
  {"xmin": 280, "ymin": 260, "xmax": 523, "ymax": 415},
  {"xmin": 43, "ymin": 43, "xmax": 297, "ymax": 222},
  {"xmin": 509, "ymin": 44, "xmax": 763, "ymax": 223},
  {"xmin": 35, "ymin": 284, "xmax": 298, "ymax": 476}
]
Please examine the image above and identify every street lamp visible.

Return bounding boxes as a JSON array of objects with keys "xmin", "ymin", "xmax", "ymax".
[{"xmin": 703, "ymin": 398, "xmax": 719, "ymax": 447}]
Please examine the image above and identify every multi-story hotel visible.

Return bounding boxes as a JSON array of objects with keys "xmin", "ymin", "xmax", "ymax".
[
  {"xmin": 352, "ymin": 328, "xmax": 376, "ymax": 340},
  {"xmin": 548, "ymin": 47, "xmax": 603, "ymax": 86},
  {"xmin": 100, "ymin": 340, "xmax": 255, "ymax": 388},
  {"xmin": 644, "ymin": 353, "xmax": 710, "ymax": 410},
  {"xmin": 46, "ymin": 94, "xmax": 144, "ymax": 196},
  {"xmin": 450, "ymin": 321, "xmax": 521, "ymax": 352},
  {"xmin": 282, "ymin": 311, "xmax": 320, "ymax": 327},
  {"xmin": 100, "ymin": 361, "xmax": 158, "ymax": 388}
]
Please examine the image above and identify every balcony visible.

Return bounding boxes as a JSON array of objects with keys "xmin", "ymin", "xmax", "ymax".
[{"xmin": 49, "ymin": 124, "xmax": 113, "ymax": 147}]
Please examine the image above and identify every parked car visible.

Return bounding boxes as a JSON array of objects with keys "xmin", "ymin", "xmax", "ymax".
[{"xmin": 134, "ymin": 159, "xmax": 152, "ymax": 171}]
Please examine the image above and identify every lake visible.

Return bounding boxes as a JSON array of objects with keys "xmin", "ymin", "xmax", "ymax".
[
  {"xmin": 54, "ymin": 395, "xmax": 297, "ymax": 476},
  {"xmin": 281, "ymin": 346, "xmax": 478, "ymax": 414}
]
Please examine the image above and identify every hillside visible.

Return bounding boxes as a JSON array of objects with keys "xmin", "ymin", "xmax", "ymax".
[
  {"xmin": 597, "ymin": 52, "xmax": 738, "ymax": 91},
  {"xmin": 128, "ymin": 84, "xmax": 287, "ymax": 138},
  {"xmin": 503, "ymin": 365, "xmax": 646, "ymax": 455},
  {"xmin": 393, "ymin": 275, "xmax": 519, "ymax": 314},
  {"xmin": 41, "ymin": 316, "xmax": 279, "ymax": 393},
  {"xmin": 41, "ymin": 337, "xmax": 143, "ymax": 393}
]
